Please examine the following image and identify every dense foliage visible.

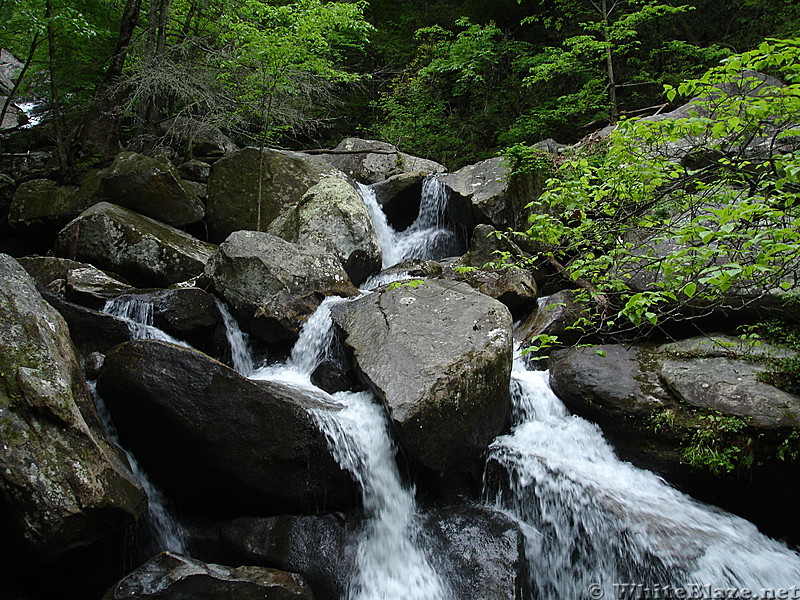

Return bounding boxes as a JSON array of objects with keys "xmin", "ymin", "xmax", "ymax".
[
  {"xmin": 506, "ymin": 38, "xmax": 800, "ymax": 341},
  {"xmin": 3, "ymin": 0, "xmax": 799, "ymax": 168}
]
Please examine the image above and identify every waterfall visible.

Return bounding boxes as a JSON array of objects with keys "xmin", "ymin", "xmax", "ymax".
[
  {"xmin": 244, "ymin": 298, "xmax": 452, "ymax": 600},
  {"xmin": 485, "ymin": 355, "xmax": 800, "ymax": 599},
  {"xmin": 357, "ymin": 177, "xmax": 461, "ymax": 270},
  {"xmin": 214, "ymin": 298, "xmax": 256, "ymax": 376},
  {"xmin": 101, "ymin": 295, "xmax": 191, "ymax": 553},
  {"xmin": 90, "ymin": 382, "xmax": 188, "ymax": 555},
  {"xmin": 103, "ymin": 296, "xmax": 191, "ymax": 348}
]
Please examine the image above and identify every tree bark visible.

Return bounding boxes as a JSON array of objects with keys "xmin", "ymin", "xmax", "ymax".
[
  {"xmin": 601, "ymin": 0, "xmax": 619, "ymax": 125},
  {"xmin": 0, "ymin": 32, "xmax": 41, "ymax": 129},
  {"xmin": 46, "ymin": 0, "xmax": 68, "ymax": 176},
  {"xmin": 72, "ymin": 0, "xmax": 143, "ymax": 165}
]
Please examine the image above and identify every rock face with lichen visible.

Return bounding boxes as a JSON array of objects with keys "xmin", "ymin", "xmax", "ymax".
[
  {"xmin": 205, "ymin": 230, "xmax": 358, "ymax": 345},
  {"xmin": 53, "ymin": 202, "xmax": 216, "ymax": 287},
  {"xmin": 95, "ymin": 152, "xmax": 205, "ymax": 227},
  {"xmin": 0, "ymin": 254, "xmax": 145, "ymax": 557},
  {"xmin": 205, "ymin": 147, "xmax": 344, "ymax": 243},
  {"xmin": 268, "ymin": 178, "xmax": 381, "ymax": 285},
  {"xmin": 330, "ymin": 279, "xmax": 513, "ymax": 486}
]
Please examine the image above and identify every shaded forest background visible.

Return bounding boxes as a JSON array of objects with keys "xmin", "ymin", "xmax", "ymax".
[{"xmin": 2, "ymin": 0, "xmax": 800, "ymax": 172}]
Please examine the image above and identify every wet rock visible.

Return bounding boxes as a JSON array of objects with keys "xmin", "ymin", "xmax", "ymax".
[
  {"xmin": 268, "ymin": 177, "xmax": 381, "ymax": 284},
  {"xmin": 97, "ymin": 339, "xmax": 357, "ymax": 515},
  {"xmin": 109, "ymin": 287, "xmax": 226, "ymax": 355},
  {"xmin": 205, "ymin": 230, "xmax": 358, "ymax": 345},
  {"xmin": 95, "ymin": 152, "xmax": 205, "ymax": 226},
  {"xmin": 425, "ymin": 505, "xmax": 529, "ymax": 600},
  {"xmin": 39, "ymin": 290, "xmax": 135, "ymax": 356},
  {"xmin": 0, "ymin": 254, "xmax": 145, "ymax": 557},
  {"xmin": 317, "ymin": 138, "xmax": 445, "ymax": 184},
  {"xmin": 206, "ymin": 147, "xmax": 343, "ymax": 243},
  {"xmin": 104, "ymin": 552, "xmax": 313, "ymax": 600},
  {"xmin": 331, "ymin": 278, "xmax": 513, "ymax": 487},
  {"xmin": 54, "ymin": 202, "xmax": 216, "ymax": 287},
  {"xmin": 190, "ymin": 514, "xmax": 355, "ymax": 600},
  {"xmin": 437, "ymin": 157, "xmax": 543, "ymax": 230},
  {"xmin": 371, "ymin": 172, "xmax": 425, "ymax": 209}
]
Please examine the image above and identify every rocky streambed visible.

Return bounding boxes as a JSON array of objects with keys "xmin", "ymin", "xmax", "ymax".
[{"xmin": 1, "ymin": 135, "xmax": 799, "ymax": 599}]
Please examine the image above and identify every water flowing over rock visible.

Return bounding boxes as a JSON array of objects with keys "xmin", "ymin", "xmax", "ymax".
[
  {"xmin": 331, "ymin": 278, "xmax": 513, "ymax": 486},
  {"xmin": 94, "ymin": 152, "xmax": 205, "ymax": 227},
  {"xmin": 205, "ymin": 147, "xmax": 343, "ymax": 243},
  {"xmin": 424, "ymin": 506, "xmax": 530, "ymax": 600},
  {"xmin": 54, "ymin": 202, "xmax": 216, "ymax": 287},
  {"xmin": 105, "ymin": 288, "xmax": 226, "ymax": 356},
  {"xmin": 205, "ymin": 230, "xmax": 358, "ymax": 345},
  {"xmin": 437, "ymin": 157, "xmax": 542, "ymax": 230},
  {"xmin": 0, "ymin": 254, "xmax": 145, "ymax": 557},
  {"xmin": 548, "ymin": 339, "xmax": 800, "ymax": 538},
  {"xmin": 317, "ymin": 138, "xmax": 446, "ymax": 184},
  {"xmin": 268, "ymin": 178, "xmax": 382, "ymax": 285},
  {"xmin": 484, "ymin": 358, "xmax": 800, "ymax": 599},
  {"xmin": 97, "ymin": 339, "xmax": 357, "ymax": 515},
  {"xmin": 104, "ymin": 552, "xmax": 313, "ymax": 600}
]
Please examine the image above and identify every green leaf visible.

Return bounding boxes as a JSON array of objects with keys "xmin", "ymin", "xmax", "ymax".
[{"xmin": 684, "ymin": 282, "xmax": 697, "ymax": 298}]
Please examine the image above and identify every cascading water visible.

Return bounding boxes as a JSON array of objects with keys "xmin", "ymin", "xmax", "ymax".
[
  {"xmin": 357, "ymin": 177, "xmax": 462, "ymax": 269},
  {"xmin": 214, "ymin": 298, "xmax": 257, "ymax": 376},
  {"xmin": 90, "ymin": 382, "xmax": 188, "ymax": 555},
  {"xmin": 221, "ymin": 296, "xmax": 452, "ymax": 600},
  {"xmin": 100, "ymin": 295, "xmax": 191, "ymax": 553},
  {"xmin": 103, "ymin": 296, "xmax": 190, "ymax": 348},
  {"xmin": 485, "ymin": 353, "xmax": 800, "ymax": 599}
]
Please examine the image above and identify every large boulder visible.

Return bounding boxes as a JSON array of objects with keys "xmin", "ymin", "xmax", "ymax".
[
  {"xmin": 17, "ymin": 255, "xmax": 134, "ymax": 309},
  {"xmin": 424, "ymin": 505, "xmax": 530, "ymax": 600},
  {"xmin": 205, "ymin": 231, "xmax": 359, "ymax": 345},
  {"xmin": 104, "ymin": 552, "xmax": 313, "ymax": 600},
  {"xmin": 54, "ymin": 202, "xmax": 216, "ymax": 287},
  {"xmin": 190, "ymin": 514, "xmax": 355, "ymax": 600},
  {"xmin": 9, "ymin": 178, "xmax": 97, "ymax": 232},
  {"xmin": 437, "ymin": 158, "xmax": 543, "ymax": 230},
  {"xmin": 97, "ymin": 339, "xmax": 357, "ymax": 515},
  {"xmin": 330, "ymin": 279, "xmax": 513, "ymax": 486},
  {"xmin": 0, "ymin": 254, "xmax": 145, "ymax": 557},
  {"xmin": 268, "ymin": 178, "xmax": 381, "ymax": 284},
  {"xmin": 317, "ymin": 138, "xmax": 445, "ymax": 184},
  {"xmin": 205, "ymin": 147, "xmax": 343, "ymax": 243},
  {"xmin": 95, "ymin": 152, "xmax": 205, "ymax": 227},
  {"xmin": 515, "ymin": 290, "xmax": 586, "ymax": 348}
]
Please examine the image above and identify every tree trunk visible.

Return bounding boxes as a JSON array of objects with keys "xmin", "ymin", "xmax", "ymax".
[
  {"xmin": 72, "ymin": 0, "xmax": 143, "ymax": 165},
  {"xmin": 46, "ymin": 0, "xmax": 68, "ymax": 176},
  {"xmin": 601, "ymin": 0, "xmax": 619, "ymax": 125},
  {"xmin": 0, "ymin": 32, "xmax": 41, "ymax": 129}
]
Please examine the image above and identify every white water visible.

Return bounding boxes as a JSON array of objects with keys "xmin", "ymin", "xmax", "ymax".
[
  {"xmin": 357, "ymin": 178, "xmax": 460, "ymax": 269},
  {"xmin": 214, "ymin": 298, "xmax": 257, "ymax": 376},
  {"xmin": 103, "ymin": 296, "xmax": 191, "ymax": 348},
  {"xmin": 100, "ymin": 295, "xmax": 192, "ymax": 553},
  {"xmin": 225, "ymin": 297, "xmax": 452, "ymax": 600},
  {"xmin": 486, "ymin": 355, "xmax": 800, "ymax": 599},
  {"xmin": 90, "ymin": 382, "xmax": 188, "ymax": 555}
]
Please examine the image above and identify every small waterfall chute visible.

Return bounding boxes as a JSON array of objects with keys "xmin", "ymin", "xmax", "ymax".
[{"xmin": 357, "ymin": 177, "xmax": 463, "ymax": 270}]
